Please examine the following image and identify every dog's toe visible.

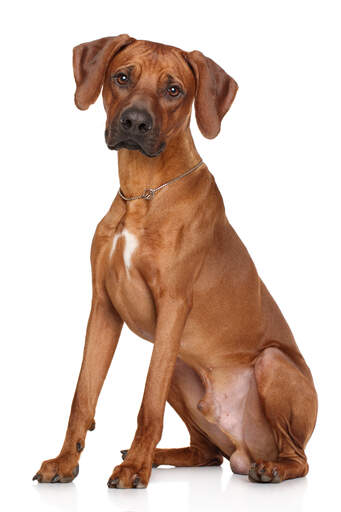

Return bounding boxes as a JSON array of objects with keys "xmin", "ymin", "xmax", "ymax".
[
  {"xmin": 33, "ymin": 458, "xmax": 79, "ymax": 484},
  {"xmin": 248, "ymin": 461, "xmax": 282, "ymax": 483},
  {"xmin": 107, "ymin": 477, "xmax": 119, "ymax": 488},
  {"xmin": 120, "ymin": 449, "xmax": 128, "ymax": 461}
]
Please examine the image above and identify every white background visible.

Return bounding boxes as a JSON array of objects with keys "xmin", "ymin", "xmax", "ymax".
[{"xmin": 1, "ymin": 1, "xmax": 340, "ymax": 511}]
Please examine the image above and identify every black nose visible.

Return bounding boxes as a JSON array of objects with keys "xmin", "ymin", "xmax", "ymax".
[{"xmin": 120, "ymin": 107, "xmax": 153, "ymax": 135}]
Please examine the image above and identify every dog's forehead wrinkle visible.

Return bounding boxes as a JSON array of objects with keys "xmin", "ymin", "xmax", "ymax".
[
  {"xmin": 135, "ymin": 39, "xmax": 181, "ymax": 53},
  {"xmin": 118, "ymin": 40, "xmax": 186, "ymax": 66}
]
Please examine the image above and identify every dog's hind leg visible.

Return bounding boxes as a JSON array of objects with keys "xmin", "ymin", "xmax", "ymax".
[
  {"xmin": 122, "ymin": 435, "xmax": 222, "ymax": 468},
  {"xmin": 121, "ymin": 358, "xmax": 224, "ymax": 468},
  {"xmin": 122, "ymin": 419, "xmax": 223, "ymax": 468},
  {"xmin": 249, "ymin": 347, "xmax": 318, "ymax": 483}
]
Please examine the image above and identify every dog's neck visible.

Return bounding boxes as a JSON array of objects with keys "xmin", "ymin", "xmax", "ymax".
[{"xmin": 117, "ymin": 128, "xmax": 201, "ymax": 198}]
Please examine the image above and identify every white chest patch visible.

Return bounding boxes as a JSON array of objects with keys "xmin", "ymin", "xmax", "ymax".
[
  {"xmin": 109, "ymin": 228, "xmax": 139, "ymax": 273},
  {"xmin": 122, "ymin": 229, "xmax": 139, "ymax": 269}
]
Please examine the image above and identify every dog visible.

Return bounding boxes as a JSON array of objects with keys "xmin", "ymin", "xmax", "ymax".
[{"xmin": 33, "ymin": 35, "xmax": 318, "ymax": 488}]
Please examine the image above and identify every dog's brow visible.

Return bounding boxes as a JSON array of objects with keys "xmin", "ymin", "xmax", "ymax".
[
  {"xmin": 167, "ymin": 74, "xmax": 177, "ymax": 82},
  {"xmin": 113, "ymin": 64, "xmax": 135, "ymax": 73},
  {"xmin": 165, "ymin": 74, "xmax": 184, "ymax": 88}
]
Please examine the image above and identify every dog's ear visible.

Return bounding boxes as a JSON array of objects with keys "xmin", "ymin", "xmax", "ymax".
[
  {"xmin": 185, "ymin": 50, "xmax": 238, "ymax": 139},
  {"xmin": 73, "ymin": 34, "xmax": 135, "ymax": 110}
]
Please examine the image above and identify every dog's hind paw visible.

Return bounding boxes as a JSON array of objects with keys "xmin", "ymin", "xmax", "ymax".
[{"xmin": 248, "ymin": 462, "xmax": 281, "ymax": 483}]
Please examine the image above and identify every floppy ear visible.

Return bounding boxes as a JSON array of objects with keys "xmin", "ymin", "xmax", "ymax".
[
  {"xmin": 186, "ymin": 50, "xmax": 238, "ymax": 139},
  {"xmin": 73, "ymin": 34, "xmax": 135, "ymax": 110}
]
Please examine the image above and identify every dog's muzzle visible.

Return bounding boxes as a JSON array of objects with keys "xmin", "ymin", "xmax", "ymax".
[{"xmin": 105, "ymin": 107, "xmax": 165, "ymax": 158}]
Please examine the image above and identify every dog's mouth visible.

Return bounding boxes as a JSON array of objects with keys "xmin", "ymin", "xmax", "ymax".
[{"xmin": 107, "ymin": 139, "xmax": 166, "ymax": 158}]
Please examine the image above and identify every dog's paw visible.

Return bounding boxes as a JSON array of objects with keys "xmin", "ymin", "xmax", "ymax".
[
  {"xmin": 107, "ymin": 461, "xmax": 150, "ymax": 489},
  {"xmin": 248, "ymin": 461, "xmax": 282, "ymax": 483},
  {"xmin": 33, "ymin": 454, "xmax": 79, "ymax": 483}
]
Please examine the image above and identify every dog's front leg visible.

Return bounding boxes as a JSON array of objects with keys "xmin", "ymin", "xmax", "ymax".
[
  {"xmin": 33, "ymin": 296, "xmax": 123, "ymax": 483},
  {"xmin": 108, "ymin": 296, "xmax": 191, "ymax": 489}
]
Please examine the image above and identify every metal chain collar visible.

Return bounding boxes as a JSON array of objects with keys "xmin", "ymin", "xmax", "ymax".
[{"xmin": 118, "ymin": 160, "xmax": 204, "ymax": 201}]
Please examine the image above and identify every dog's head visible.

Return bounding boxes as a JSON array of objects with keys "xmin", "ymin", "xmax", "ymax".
[{"xmin": 73, "ymin": 35, "xmax": 238, "ymax": 157}]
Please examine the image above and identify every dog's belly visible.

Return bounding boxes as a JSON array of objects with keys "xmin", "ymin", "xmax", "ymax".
[{"xmin": 172, "ymin": 358, "xmax": 277, "ymax": 467}]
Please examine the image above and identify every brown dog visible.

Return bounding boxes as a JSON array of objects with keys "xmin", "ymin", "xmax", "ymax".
[{"xmin": 33, "ymin": 35, "xmax": 317, "ymax": 488}]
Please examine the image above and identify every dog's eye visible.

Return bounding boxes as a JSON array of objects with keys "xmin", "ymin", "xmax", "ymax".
[
  {"xmin": 167, "ymin": 85, "xmax": 182, "ymax": 97},
  {"xmin": 113, "ymin": 73, "xmax": 129, "ymax": 86}
]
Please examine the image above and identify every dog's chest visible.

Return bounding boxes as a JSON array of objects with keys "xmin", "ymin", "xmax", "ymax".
[{"xmin": 105, "ymin": 225, "xmax": 157, "ymax": 340}]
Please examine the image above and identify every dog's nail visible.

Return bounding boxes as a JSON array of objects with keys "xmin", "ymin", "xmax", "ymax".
[
  {"xmin": 248, "ymin": 464, "xmax": 259, "ymax": 482},
  {"xmin": 272, "ymin": 468, "xmax": 281, "ymax": 482},
  {"xmin": 132, "ymin": 476, "xmax": 140, "ymax": 488},
  {"xmin": 107, "ymin": 477, "xmax": 119, "ymax": 488},
  {"xmin": 32, "ymin": 474, "xmax": 39, "ymax": 481},
  {"xmin": 120, "ymin": 449, "xmax": 128, "ymax": 460},
  {"xmin": 76, "ymin": 441, "xmax": 83, "ymax": 452},
  {"xmin": 51, "ymin": 474, "xmax": 60, "ymax": 483},
  {"xmin": 72, "ymin": 465, "xmax": 79, "ymax": 478},
  {"xmin": 152, "ymin": 463, "xmax": 159, "ymax": 468},
  {"xmin": 88, "ymin": 421, "xmax": 96, "ymax": 431}
]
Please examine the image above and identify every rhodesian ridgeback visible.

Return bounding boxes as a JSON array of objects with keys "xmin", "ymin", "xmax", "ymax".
[{"xmin": 33, "ymin": 35, "xmax": 318, "ymax": 488}]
